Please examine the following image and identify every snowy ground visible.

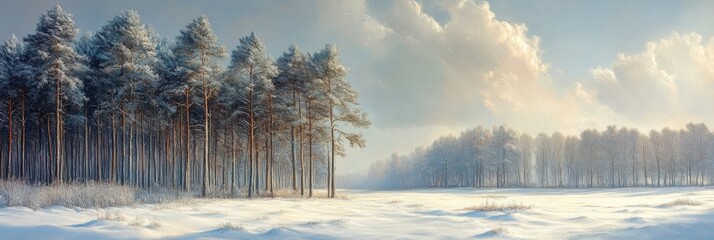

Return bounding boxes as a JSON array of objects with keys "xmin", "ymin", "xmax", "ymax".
[{"xmin": 1, "ymin": 187, "xmax": 713, "ymax": 239}]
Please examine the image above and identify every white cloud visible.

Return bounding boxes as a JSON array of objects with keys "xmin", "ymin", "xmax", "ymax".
[
  {"xmin": 307, "ymin": 0, "xmax": 623, "ymax": 172},
  {"xmin": 583, "ymin": 32, "xmax": 714, "ymax": 128},
  {"xmin": 347, "ymin": 0, "xmax": 581, "ymax": 133}
]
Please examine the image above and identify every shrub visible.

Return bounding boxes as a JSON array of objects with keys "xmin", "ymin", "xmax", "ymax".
[
  {"xmin": 219, "ymin": 222, "xmax": 244, "ymax": 232},
  {"xmin": 129, "ymin": 216, "xmax": 146, "ymax": 227},
  {"xmin": 462, "ymin": 199, "xmax": 533, "ymax": 212},
  {"xmin": 659, "ymin": 198, "xmax": 703, "ymax": 207},
  {"xmin": 489, "ymin": 225, "xmax": 508, "ymax": 234},
  {"xmin": 97, "ymin": 211, "xmax": 125, "ymax": 222},
  {"xmin": 147, "ymin": 219, "xmax": 162, "ymax": 229}
]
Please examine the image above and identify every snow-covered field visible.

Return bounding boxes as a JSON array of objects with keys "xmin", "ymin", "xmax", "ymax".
[{"xmin": 1, "ymin": 188, "xmax": 714, "ymax": 239}]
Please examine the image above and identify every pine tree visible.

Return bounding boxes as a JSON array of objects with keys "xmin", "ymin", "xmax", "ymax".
[
  {"xmin": 75, "ymin": 34, "xmax": 97, "ymax": 181},
  {"xmin": 311, "ymin": 44, "xmax": 370, "ymax": 197},
  {"xmin": 0, "ymin": 34, "xmax": 24, "ymax": 179},
  {"xmin": 173, "ymin": 16, "xmax": 226, "ymax": 196},
  {"xmin": 223, "ymin": 32, "xmax": 276, "ymax": 198},
  {"xmin": 23, "ymin": 5, "xmax": 85, "ymax": 182},
  {"xmin": 92, "ymin": 10, "xmax": 159, "ymax": 184},
  {"xmin": 154, "ymin": 38, "xmax": 181, "ymax": 188},
  {"xmin": 275, "ymin": 45, "xmax": 308, "ymax": 192}
]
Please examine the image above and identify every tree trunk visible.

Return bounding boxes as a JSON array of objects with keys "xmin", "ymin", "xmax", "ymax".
[
  {"xmin": 47, "ymin": 118, "xmax": 53, "ymax": 182},
  {"xmin": 140, "ymin": 113, "xmax": 145, "ymax": 188},
  {"xmin": 55, "ymin": 78, "xmax": 61, "ymax": 183},
  {"xmin": 291, "ymin": 85, "xmax": 298, "ymax": 192},
  {"xmin": 308, "ymin": 133, "xmax": 313, "ymax": 198},
  {"xmin": 329, "ymin": 102, "xmax": 335, "ymax": 198},
  {"xmin": 202, "ymin": 81, "xmax": 209, "ymax": 197},
  {"xmin": 112, "ymin": 116, "xmax": 117, "ymax": 182},
  {"xmin": 84, "ymin": 106, "xmax": 89, "ymax": 181},
  {"xmin": 20, "ymin": 91, "xmax": 26, "ymax": 180},
  {"xmin": 7, "ymin": 99, "xmax": 12, "ymax": 179},
  {"xmin": 129, "ymin": 116, "xmax": 133, "ymax": 186},
  {"xmin": 299, "ymin": 125, "xmax": 304, "ymax": 196},
  {"xmin": 184, "ymin": 90, "xmax": 191, "ymax": 192},
  {"xmin": 96, "ymin": 120, "xmax": 101, "ymax": 181},
  {"xmin": 307, "ymin": 102, "xmax": 313, "ymax": 197},
  {"xmin": 230, "ymin": 124, "xmax": 236, "ymax": 195},
  {"xmin": 248, "ymin": 108, "xmax": 254, "ymax": 198},
  {"xmin": 265, "ymin": 137, "xmax": 269, "ymax": 193}
]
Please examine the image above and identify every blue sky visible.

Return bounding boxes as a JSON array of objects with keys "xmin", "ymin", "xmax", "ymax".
[
  {"xmin": 2, "ymin": 0, "xmax": 714, "ymax": 174},
  {"xmin": 488, "ymin": 0, "xmax": 714, "ymax": 80}
]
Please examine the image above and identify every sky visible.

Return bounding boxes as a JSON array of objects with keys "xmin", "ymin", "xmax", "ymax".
[{"xmin": 1, "ymin": 0, "xmax": 714, "ymax": 175}]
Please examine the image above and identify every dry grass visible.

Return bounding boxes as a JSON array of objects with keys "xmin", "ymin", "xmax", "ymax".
[
  {"xmin": 328, "ymin": 218, "xmax": 348, "ymax": 224},
  {"xmin": 218, "ymin": 221, "xmax": 244, "ymax": 232},
  {"xmin": 659, "ymin": 198, "xmax": 703, "ymax": 207},
  {"xmin": 0, "ymin": 180, "xmax": 202, "ymax": 209},
  {"xmin": 97, "ymin": 211, "xmax": 125, "ymax": 222},
  {"xmin": 260, "ymin": 189, "xmax": 299, "ymax": 198},
  {"xmin": 0, "ymin": 180, "xmax": 350, "ymax": 209},
  {"xmin": 147, "ymin": 219, "xmax": 162, "ymax": 229},
  {"xmin": 407, "ymin": 203, "xmax": 424, "ymax": 208},
  {"xmin": 0, "ymin": 181, "xmax": 135, "ymax": 209},
  {"xmin": 489, "ymin": 225, "xmax": 508, "ymax": 234},
  {"xmin": 129, "ymin": 216, "xmax": 146, "ymax": 227},
  {"xmin": 305, "ymin": 218, "xmax": 347, "ymax": 225},
  {"xmin": 311, "ymin": 190, "xmax": 350, "ymax": 200},
  {"xmin": 479, "ymin": 195, "xmax": 508, "ymax": 199},
  {"xmin": 305, "ymin": 219, "xmax": 323, "ymax": 225},
  {"xmin": 247, "ymin": 189, "xmax": 350, "ymax": 200},
  {"xmin": 462, "ymin": 199, "xmax": 533, "ymax": 212},
  {"xmin": 128, "ymin": 215, "xmax": 163, "ymax": 229}
]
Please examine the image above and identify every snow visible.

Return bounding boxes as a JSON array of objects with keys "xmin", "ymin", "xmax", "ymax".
[{"xmin": 1, "ymin": 187, "xmax": 713, "ymax": 239}]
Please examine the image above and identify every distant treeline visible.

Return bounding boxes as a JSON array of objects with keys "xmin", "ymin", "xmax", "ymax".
[
  {"xmin": 368, "ymin": 124, "xmax": 712, "ymax": 189},
  {"xmin": 0, "ymin": 5, "xmax": 369, "ymax": 198}
]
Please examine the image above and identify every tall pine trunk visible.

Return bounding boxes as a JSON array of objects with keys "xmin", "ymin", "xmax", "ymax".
[
  {"xmin": 308, "ymin": 120, "xmax": 313, "ymax": 197},
  {"xmin": 329, "ymin": 91, "xmax": 336, "ymax": 198},
  {"xmin": 111, "ymin": 115, "xmax": 117, "ymax": 182},
  {"xmin": 7, "ymin": 99, "xmax": 12, "ymax": 179},
  {"xmin": 83, "ymin": 106, "xmax": 88, "ymax": 181},
  {"xmin": 20, "ymin": 91, "xmax": 26, "ymax": 180},
  {"xmin": 248, "ymin": 103, "xmax": 254, "ymax": 198},
  {"xmin": 55, "ymin": 77, "xmax": 61, "ymax": 183},
  {"xmin": 96, "ymin": 119, "xmax": 102, "ymax": 181},
  {"xmin": 290, "ymin": 85, "xmax": 298, "ymax": 191},
  {"xmin": 202, "ymin": 78, "xmax": 209, "ymax": 197},
  {"xmin": 140, "ymin": 113, "xmax": 145, "ymax": 188},
  {"xmin": 184, "ymin": 90, "xmax": 191, "ymax": 192},
  {"xmin": 47, "ymin": 117, "xmax": 53, "ymax": 182}
]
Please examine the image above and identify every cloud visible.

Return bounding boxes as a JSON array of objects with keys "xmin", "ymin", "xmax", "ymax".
[
  {"xmin": 351, "ymin": 0, "xmax": 574, "ymax": 131},
  {"xmin": 583, "ymin": 32, "xmax": 714, "ymax": 127}
]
